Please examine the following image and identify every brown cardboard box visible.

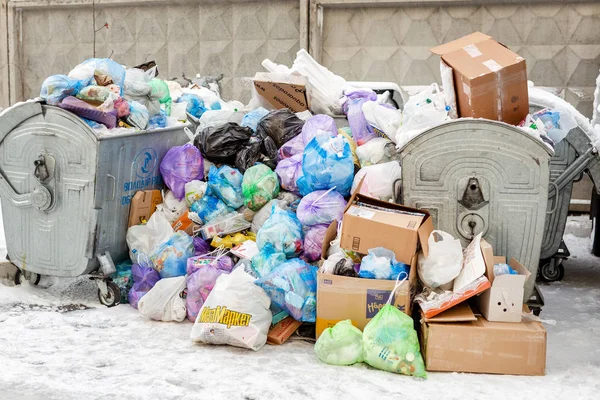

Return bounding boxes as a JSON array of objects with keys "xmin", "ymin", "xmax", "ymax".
[
  {"xmin": 172, "ymin": 212, "xmax": 199, "ymax": 236},
  {"xmin": 420, "ymin": 312, "xmax": 547, "ymax": 376},
  {"xmin": 267, "ymin": 317, "xmax": 302, "ymax": 345},
  {"xmin": 316, "ymin": 221, "xmax": 417, "ymax": 338},
  {"xmin": 430, "ymin": 32, "xmax": 528, "ymax": 125},
  {"xmin": 477, "ymin": 240, "xmax": 531, "ymax": 323},
  {"xmin": 253, "ymin": 72, "xmax": 309, "ymax": 113},
  {"xmin": 339, "ymin": 189, "xmax": 434, "ymax": 265},
  {"xmin": 128, "ymin": 190, "xmax": 162, "ymax": 228}
]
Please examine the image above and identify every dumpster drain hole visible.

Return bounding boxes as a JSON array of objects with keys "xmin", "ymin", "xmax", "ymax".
[
  {"xmin": 503, "ymin": 308, "xmax": 507, "ymax": 312},
  {"xmin": 497, "ymin": 302, "xmax": 501, "ymax": 306},
  {"xmin": 470, "ymin": 184, "xmax": 477, "ymax": 191}
]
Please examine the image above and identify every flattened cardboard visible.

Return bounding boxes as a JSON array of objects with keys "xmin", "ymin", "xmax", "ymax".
[
  {"xmin": 429, "ymin": 31, "xmax": 528, "ymax": 125},
  {"xmin": 267, "ymin": 317, "xmax": 302, "ymax": 345},
  {"xmin": 340, "ymin": 186, "xmax": 433, "ymax": 264},
  {"xmin": 316, "ymin": 255, "xmax": 417, "ymax": 339},
  {"xmin": 128, "ymin": 190, "xmax": 162, "ymax": 228},
  {"xmin": 422, "ymin": 302, "xmax": 476, "ymax": 323},
  {"xmin": 416, "ymin": 275, "xmax": 491, "ymax": 319},
  {"xmin": 253, "ymin": 72, "xmax": 309, "ymax": 113},
  {"xmin": 421, "ymin": 316, "xmax": 546, "ymax": 376}
]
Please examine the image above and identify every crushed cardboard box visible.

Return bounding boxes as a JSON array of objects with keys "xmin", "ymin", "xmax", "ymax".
[
  {"xmin": 430, "ymin": 32, "xmax": 529, "ymax": 125},
  {"xmin": 253, "ymin": 72, "xmax": 309, "ymax": 113},
  {"xmin": 128, "ymin": 190, "xmax": 162, "ymax": 228}
]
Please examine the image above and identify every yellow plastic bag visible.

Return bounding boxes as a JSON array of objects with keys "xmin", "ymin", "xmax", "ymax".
[{"xmin": 211, "ymin": 232, "xmax": 256, "ymax": 249}]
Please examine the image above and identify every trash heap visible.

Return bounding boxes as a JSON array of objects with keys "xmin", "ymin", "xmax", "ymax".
[{"xmin": 35, "ymin": 31, "xmax": 557, "ymax": 378}]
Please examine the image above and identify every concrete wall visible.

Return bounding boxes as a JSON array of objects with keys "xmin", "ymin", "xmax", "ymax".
[{"xmin": 1, "ymin": 0, "xmax": 599, "ymax": 119}]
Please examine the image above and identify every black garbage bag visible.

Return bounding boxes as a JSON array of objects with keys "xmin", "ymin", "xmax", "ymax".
[
  {"xmin": 194, "ymin": 122, "xmax": 253, "ymax": 165},
  {"xmin": 235, "ymin": 140, "xmax": 262, "ymax": 173},
  {"xmin": 256, "ymin": 109, "xmax": 304, "ymax": 148},
  {"xmin": 261, "ymin": 135, "xmax": 278, "ymax": 170}
]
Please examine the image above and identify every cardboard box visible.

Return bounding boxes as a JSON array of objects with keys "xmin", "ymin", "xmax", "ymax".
[
  {"xmin": 430, "ymin": 32, "xmax": 528, "ymax": 125},
  {"xmin": 316, "ymin": 221, "xmax": 417, "ymax": 338},
  {"xmin": 267, "ymin": 317, "xmax": 302, "ymax": 345},
  {"xmin": 477, "ymin": 240, "xmax": 531, "ymax": 322},
  {"xmin": 339, "ymin": 189, "xmax": 434, "ymax": 265},
  {"xmin": 253, "ymin": 72, "xmax": 309, "ymax": 113},
  {"xmin": 420, "ymin": 310, "xmax": 546, "ymax": 376},
  {"xmin": 128, "ymin": 190, "xmax": 162, "ymax": 228},
  {"xmin": 172, "ymin": 211, "xmax": 199, "ymax": 236}
]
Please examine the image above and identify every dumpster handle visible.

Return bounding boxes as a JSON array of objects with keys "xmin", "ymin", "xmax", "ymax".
[
  {"xmin": 0, "ymin": 168, "xmax": 52, "ymax": 211},
  {"xmin": 547, "ymin": 182, "xmax": 559, "ymax": 214},
  {"xmin": 106, "ymin": 174, "xmax": 116, "ymax": 201}
]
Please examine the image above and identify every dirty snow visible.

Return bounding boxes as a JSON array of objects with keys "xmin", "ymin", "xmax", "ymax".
[{"xmin": 1, "ymin": 216, "xmax": 600, "ymax": 399}]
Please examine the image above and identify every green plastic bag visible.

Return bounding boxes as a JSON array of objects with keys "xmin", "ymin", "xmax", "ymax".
[
  {"xmin": 149, "ymin": 79, "xmax": 172, "ymax": 116},
  {"xmin": 363, "ymin": 303, "xmax": 426, "ymax": 378},
  {"xmin": 314, "ymin": 320, "xmax": 363, "ymax": 366},
  {"xmin": 242, "ymin": 163, "xmax": 280, "ymax": 211}
]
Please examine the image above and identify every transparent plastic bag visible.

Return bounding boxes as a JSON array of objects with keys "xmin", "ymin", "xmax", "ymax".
[
  {"xmin": 274, "ymin": 154, "xmax": 303, "ymax": 194},
  {"xmin": 532, "ymin": 107, "xmax": 577, "ymax": 144},
  {"xmin": 138, "ymin": 276, "xmax": 187, "ymax": 322},
  {"xmin": 74, "ymin": 58, "xmax": 127, "ymax": 93},
  {"xmin": 296, "ymin": 188, "xmax": 346, "ymax": 227},
  {"xmin": 190, "ymin": 268, "xmax": 272, "ymax": 351},
  {"xmin": 297, "ymin": 133, "xmax": 354, "ymax": 197},
  {"xmin": 241, "ymin": 107, "xmax": 270, "ymax": 131},
  {"xmin": 126, "ymin": 211, "xmax": 174, "ymax": 263},
  {"xmin": 301, "ymin": 114, "xmax": 338, "ymax": 146},
  {"xmin": 190, "ymin": 195, "xmax": 235, "ymax": 224},
  {"xmin": 76, "ymin": 85, "xmax": 115, "ymax": 104},
  {"xmin": 315, "ymin": 320, "xmax": 363, "ymax": 366},
  {"xmin": 160, "ymin": 144, "xmax": 204, "ymax": 200},
  {"xmin": 355, "ymin": 137, "xmax": 394, "ymax": 167},
  {"xmin": 256, "ymin": 204, "xmax": 303, "ymax": 258},
  {"xmin": 352, "ymin": 161, "xmax": 402, "ymax": 202},
  {"xmin": 303, "ymin": 224, "xmax": 329, "ymax": 262},
  {"xmin": 251, "ymin": 244, "xmax": 287, "ymax": 279},
  {"xmin": 256, "ymin": 258, "xmax": 318, "ymax": 322},
  {"xmin": 417, "ymin": 230, "xmax": 463, "ymax": 289},
  {"xmin": 208, "ymin": 165, "xmax": 244, "ymax": 209},
  {"xmin": 156, "ymin": 190, "xmax": 188, "ymax": 224},
  {"xmin": 242, "ymin": 163, "xmax": 280, "ymax": 211},
  {"xmin": 359, "ymin": 247, "xmax": 410, "ymax": 280},
  {"xmin": 126, "ymin": 100, "xmax": 150, "ymax": 130},
  {"xmin": 343, "ymin": 89, "xmax": 378, "ymax": 145},
  {"xmin": 184, "ymin": 180, "xmax": 207, "ymax": 206},
  {"xmin": 150, "ymin": 231, "xmax": 194, "ymax": 278},
  {"xmin": 320, "ymin": 253, "xmax": 357, "ymax": 277},
  {"xmin": 256, "ymin": 109, "xmax": 304, "ymax": 148},
  {"xmin": 251, "ymin": 199, "xmax": 279, "ymax": 233},
  {"xmin": 199, "ymin": 212, "xmax": 251, "ymax": 240},
  {"xmin": 177, "ymin": 93, "xmax": 206, "ymax": 118},
  {"xmin": 362, "ymin": 101, "xmax": 402, "ymax": 141}
]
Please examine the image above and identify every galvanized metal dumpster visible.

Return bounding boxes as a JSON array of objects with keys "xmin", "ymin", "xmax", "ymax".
[
  {"xmin": 0, "ymin": 101, "xmax": 189, "ymax": 300},
  {"xmin": 399, "ymin": 119, "xmax": 553, "ymax": 302}
]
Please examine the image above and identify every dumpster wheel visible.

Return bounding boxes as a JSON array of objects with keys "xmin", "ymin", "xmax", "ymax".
[
  {"xmin": 14, "ymin": 269, "xmax": 41, "ymax": 286},
  {"xmin": 539, "ymin": 259, "xmax": 565, "ymax": 282},
  {"xmin": 97, "ymin": 281, "xmax": 121, "ymax": 307}
]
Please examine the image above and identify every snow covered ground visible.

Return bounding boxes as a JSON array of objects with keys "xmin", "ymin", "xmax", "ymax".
[{"xmin": 1, "ymin": 214, "xmax": 599, "ymax": 400}]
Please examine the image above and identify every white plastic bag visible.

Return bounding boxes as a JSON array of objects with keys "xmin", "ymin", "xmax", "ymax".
[
  {"xmin": 184, "ymin": 180, "xmax": 207, "ymax": 206},
  {"xmin": 417, "ymin": 230, "xmax": 463, "ymax": 290},
  {"xmin": 351, "ymin": 161, "xmax": 402, "ymax": 201},
  {"xmin": 355, "ymin": 137, "xmax": 393, "ymax": 167},
  {"xmin": 453, "ymin": 233, "xmax": 486, "ymax": 292},
  {"xmin": 361, "ymin": 101, "xmax": 402, "ymax": 141},
  {"xmin": 138, "ymin": 276, "xmax": 187, "ymax": 322},
  {"xmin": 170, "ymin": 101, "xmax": 188, "ymax": 121},
  {"xmin": 126, "ymin": 211, "xmax": 174, "ymax": 263},
  {"xmin": 190, "ymin": 267, "xmax": 271, "ymax": 351},
  {"xmin": 155, "ymin": 190, "xmax": 188, "ymax": 224}
]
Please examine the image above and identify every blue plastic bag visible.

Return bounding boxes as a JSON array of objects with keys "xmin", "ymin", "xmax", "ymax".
[
  {"xmin": 296, "ymin": 188, "xmax": 346, "ymax": 227},
  {"xmin": 40, "ymin": 75, "xmax": 88, "ymax": 105},
  {"xmin": 301, "ymin": 114, "xmax": 338, "ymax": 146},
  {"xmin": 342, "ymin": 89, "xmax": 378, "ymax": 146},
  {"xmin": 208, "ymin": 165, "xmax": 244, "ymax": 209},
  {"xmin": 241, "ymin": 107, "xmax": 269, "ymax": 132},
  {"xmin": 127, "ymin": 100, "xmax": 150, "ymax": 130},
  {"xmin": 251, "ymin": 244, "xmax": 287, "ymax": 278},
  {"xmin": 150, "ymin": 231, "xmax": 194, "ymax": 278},
  {"xmin": 148, "ymin": 110, "xmax": 168, "ymax": 129},
  {"xmin": 297, "ymin": 133, "xmax": 354, "ymax": 197},
  {"xmin": 190, "ymin": 195, "xmax": 234, "ymax": 224},
  {"xmin": 359, "ymin": 247, "xmax": 410, "ymax": 280},
  {"xmin": 177, "ymin": 93, "xmax": 207, "ymax": 118},
  {"xmin": 255, "ymin": 258, "xmax": 318, "ymax": 322},
  {"xmin": 160, "ymin": 143, "xmax": 204, "ymax": 200},
  {"xmin": 256, "ymin": 204, "xmax": 303, "ymax": 258},
  {"xmin": 78, "ymin": 58, "xmax": 127, "ymax": 95}
]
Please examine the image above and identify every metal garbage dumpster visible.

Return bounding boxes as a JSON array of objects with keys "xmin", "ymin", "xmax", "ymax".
[
  {"xmin": 529, "ymin": 90, "xmax": 600, "ymax": 281},
  {"xmin": 0, "ymin": 101, "xmax": 190, "ymax": 303},
  {"xmin": 398, "ymin": 119, "xmax": 553, "ymax": 303}
]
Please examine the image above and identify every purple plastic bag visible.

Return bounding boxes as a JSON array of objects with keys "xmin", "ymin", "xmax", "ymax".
[
  {"xmin": 278, "ymin": 134, "xmax": 305, "ymax": 161},
  {"xmin": 127, "ymin": 263, "xmax": 161, "ymax": 309},
  {"xmin": 303, "ymin": 224, "xmax": 329, "ymax": 262},
  {"xmin": 296, "ymin": 189, "xmax": 347, "ymax": 227},
  {"xmin": 301, "ymin": 114, "xmax": 338, "ymax": 146},
  {"xmin": 185, "ymin": 255, "xmax": 234, "ymax": 321},
  {"xmin": 193, "ymin": 237, "xmax": 211, "ymax": 256},
  {"xmin": 342, "ymin": 90, "xmax": 378, "ymax": 146},
  {"xmin": 59, "ymin": 96, "xmax": 118, "ymax": 128},
  {"xmin": 275, "ymin": 154, "xmax": 303, "ymax": 194},
  {"xmin": 159, "ymin": 143, "xmax": 204, "ymax": 200}
]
